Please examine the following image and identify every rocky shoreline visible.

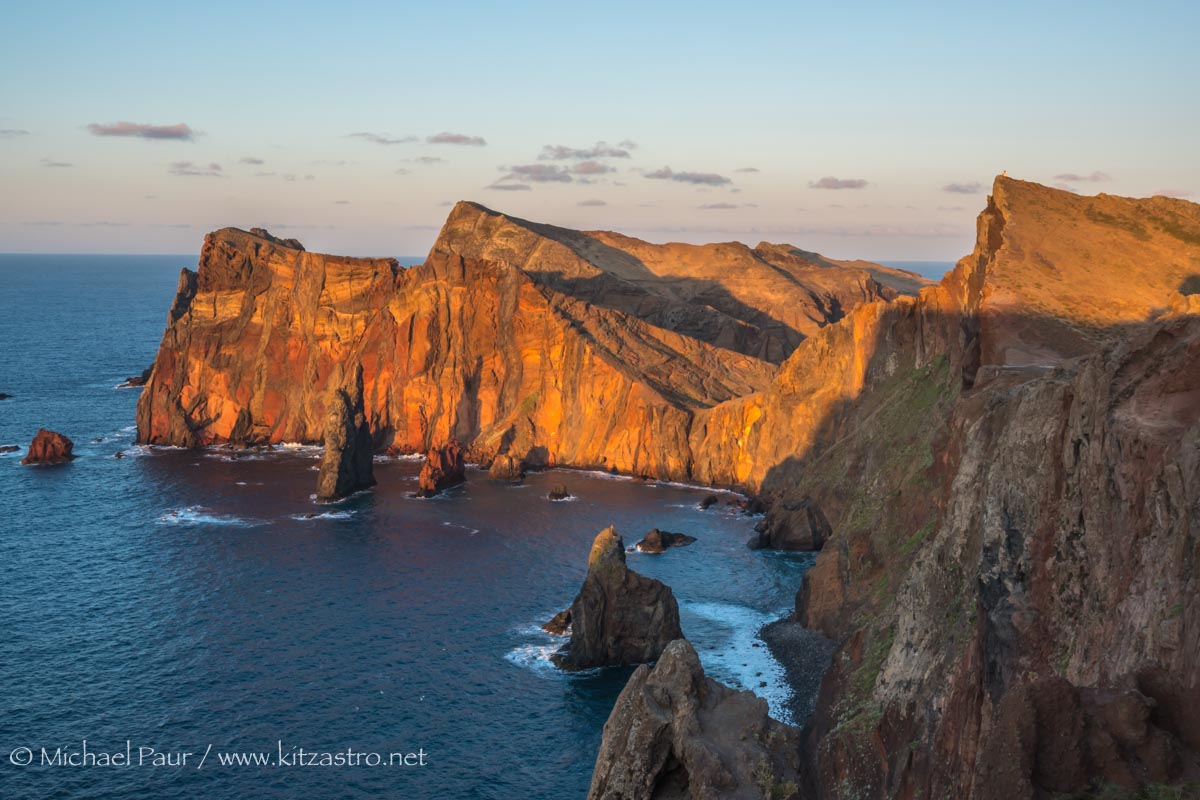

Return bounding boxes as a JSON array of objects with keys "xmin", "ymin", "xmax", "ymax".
[{"xmin": 759, "ymin": 618, "xmax": 836, "ymax": 726}]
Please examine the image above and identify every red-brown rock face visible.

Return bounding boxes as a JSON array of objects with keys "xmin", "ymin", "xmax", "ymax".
[
  {"xmin": 20, "ymin": 429, "xmax": 75, "ymax": 465},
  {"xmin": 416, "ymin": 439, "xmax": 466, "ymax": 498},
  {"xmin": 135, "ymin": 206, "xmax": 913, "ymax": 480}
]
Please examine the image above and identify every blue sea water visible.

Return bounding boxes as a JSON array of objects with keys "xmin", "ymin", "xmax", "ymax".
[
  {"xmin": 0, "ymin": 255, "xmax": 817, "ymax": 799},
  {"xmin": 877, "ymin": 260, "xmax": 956, "ymax": 281}
]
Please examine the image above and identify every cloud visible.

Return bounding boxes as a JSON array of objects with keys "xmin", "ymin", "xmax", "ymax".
[
  {"xmin": 169, "ymin": 161, "xmax": 222, "ymax": 177},
  {"xmin": 348, "ymin": 132, "xmax": 417, "ymax": 145},
  {"xmin": 734, "ymin": 167, "xmax": 760, "ymax": 173},
  {"xmin": 427, "ymin": 132, "xmax": 486, "ymax": 146},
  {"xmin": 404, "ymin": 156, "xmax": 445, "ymax": 165},
  {"xmin": 88, "ymin": 121, "xmax": 195, "ymax": 140},
  {"xmin": 0, "ymin": 128, "xmax": 30, "ymax": 138},
  {"xmin": 942, "ymin": 181, "xmax": 983, "ymax": 194},
  {"xmin": 40, "ymin": 157, "xmax": 73, "ymax": 168},
  {"xmin": 573, "ymin": 160, "xmax": 614, "ymax": 175},
  {"xmin": 698, "ymin": 202, "xmax": 740, "ymax": 210},
  {"xmin": 618, "ymin": 139, "xmax": 638, "ymax": 150},
  {"xmin": 239, "ymin": 156, "xmax": 264, "ymax": 165},
  {"xmin": 644, "ymin": 166, "xmax": 731, "ymax": 186},
  {"xmin": 486, "ymin": 183, "xmax": 532, "ymax": 191},
  {"xmin": 503, "ymin": 164, "xmax": 573, "ymax": 183},
  {"xmin": 1154, "ymin": 188, "xmax": 1194, "ymax": 198},
  {"xmin": 254, "ymin": 171, "xmax": 277, "ymax": 177},
  {"xmin": 1054, "ymin": 171, "xmax": 1110, "ymax": 183},
  {"xmin": 333, "ymin": 200, "xmax": 351, "ymax": 205},
  {"xmin": 577, "ymin": 199, "xmax": 607, "ymax": 207},
  {"xmin": 539, "ymin": 141, "xmax": 632, "ymax": 160},
  {"xmin": 810, "ymin": 176, "xmax": 868, "ymax": 190},
  {"xmin": 395, "ymin": 168, "xmax": 412, "ymax": 175}
]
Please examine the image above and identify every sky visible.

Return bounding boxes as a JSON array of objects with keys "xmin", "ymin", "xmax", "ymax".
[{"xmin": 1, "ymin": 0, "xmax": 1198, "ymax": 260}]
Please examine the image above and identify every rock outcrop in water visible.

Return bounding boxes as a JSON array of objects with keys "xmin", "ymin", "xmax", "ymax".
[
  {"xmin": 587, "ymin": 639, "xmax": 804, "ymax": 800},
  {"xmin": 551, "ymin": 527, "xmax": 683, "ymax": 670},
  {"xmin": 487, "ymin": 453, "xmax": 524, "ymax": 481},
  {"xmin": 315, "ymin": 363, "xmax": 375, "ymax": 502},
  {"xmin": 746, "ymin": 496, "xmax": 829, "ymax": 551},
  {"xmin": 135, "ymin": 212, "xmax": 916, "ymax": 478},
  {"xmin": 20, "ymin": 429, "xmax": 75, "ymax": 465},
  {"xmin": 416, "ymin": 440, "xmax": 465, "ymax": 497},
  {"xmin": 634, "ymin": 528, "xmax": 696, "ymax": 554}
]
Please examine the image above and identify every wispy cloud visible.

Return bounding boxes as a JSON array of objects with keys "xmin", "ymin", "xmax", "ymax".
[
  {"xmin": 427, "ymin": 132, "xmax": 486, "ymax": 146},
  {"xmin": 577, "ymin": 199, "xmax": 607, "ymax": 207},
  {"xmin": 502, "ymin": 164, "xmax": 572, "ymax": 183},
  {"xmin": 644, "ymin": 166, "xmax": 731, "ymax": 186},
  {"xmin": 348, "ymin": 132, "xmax": 417, "ymax": 145},
  {"xmin": 169, "ymin": 161, "xmax": 222, "ymax": 177},
  {"xmin": 88, "ymin": 121, "xmax": 195, "ymax": 140},
  {"xmin": 239, "ymin": 156, "xmax": 265, "ymax": 165},
  {"xmin": 810, "ymin": 176, "xmax": 868, "ymax": 190},
  {"xmin": 0, "ymin": 128, "xmax": 30, "ymax": 138},
  {"xmin": 40, "ymin": 157, "xmax": 73, "ymax": 168},
  {"xmin": 1054, "ymin": 171, "xmax": 1110, "ymax": 182},
  {"xmin": 486, "ymin": 183, "xmax": 531, "ymax": 191},
  {"xmin": 698, "ymin": 202, "xmax": 740, "ymax": 210},
  {"xmin": 942, "ymin": 181, "xmax": 982, "ymax": 194},
  {"xmin": 403, "ymin": 156, "xmax": 445, "ymax": 165},
  {"xmin": 333, "ymin": 200, "xmax": 351, "ymax": 205},
  {"xmin": 539, "ymin": 141, "xmax": 632, "ymax": 160},
  {"xmin": 734, "ymin": 167, "xmax": 760, "ymax": 173},
  {"xmin": 573, "ymin": 160, "xmax": 614, "ymax": 175}
]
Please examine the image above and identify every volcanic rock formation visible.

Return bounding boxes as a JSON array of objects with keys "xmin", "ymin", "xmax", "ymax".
[
  {"xmin": 20, "ymin": 429, "xmax": 75, "ymax": 465},
  {"xmin": 551, "ymin": 527, "xmax": 683, "ymax": 670},
  {"xmin": 314, "ymin": 363, "xmax": 375, "ymax": 502},
  {"xmin": 487, "ymin": 453, "xmax": 524, "ymax": 481},
  {"xmin": 135, "ymin": 211, "xmax": 916, "ymax": 478},
  {"xmin": 587, "ymin": 639, "xmax": 804, "ymax": 800},
  {"xmin": 416, "ymin": 440, "xmax": 465, "ymax": 498}
]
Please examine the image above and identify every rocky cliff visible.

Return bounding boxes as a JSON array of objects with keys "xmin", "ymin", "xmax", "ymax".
[{"xmin": 135, "ymin": 204, "xmax": 913, "ymax": 479}]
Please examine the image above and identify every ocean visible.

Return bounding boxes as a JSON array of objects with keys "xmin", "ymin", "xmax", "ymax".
[{"xmin": 0, "ymin": 254, "xmax": 818, "ymax": 798}]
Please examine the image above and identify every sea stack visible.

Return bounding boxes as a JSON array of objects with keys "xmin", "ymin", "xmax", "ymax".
[
  {"xmin": 587, "ymin": 639, "xmax": 803, "ymax": 800},
  {"xmin": 315, "ymin": 363, "xmax": 375, "ymax": 502},
  {"xmin": 550, "ymin": 526, "xmax": 683, "ymax": 670},
  {"xmin": 20, "ymin": 429, "xmax": 75, "ymax": 465},
  {"xmin": 416, "ymin": 439, "xmax": 466, "ymax": 497}
]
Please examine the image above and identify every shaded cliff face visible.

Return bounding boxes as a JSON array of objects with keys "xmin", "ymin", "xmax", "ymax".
[
  {"xmin": 136, "ymin": 203, "xmax": 907, "ymax": 479},
  {"xmin": 719, "ymin": 178, "xmax": 1200, "ymax": 798}
]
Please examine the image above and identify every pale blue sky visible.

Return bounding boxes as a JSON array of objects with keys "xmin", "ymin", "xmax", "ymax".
[{"xmin": 1, "ymin": 0, "xmax": 1197, "ymax": 258}]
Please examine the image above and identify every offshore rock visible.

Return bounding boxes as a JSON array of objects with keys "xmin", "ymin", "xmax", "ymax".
[
  {"xmin": 117, "ymin": 366, "xmax": 153, "ymax": 388},
  {"xmin": 747, "ymin": 497, "xmax": 830, "ymax": 551},
  {"xmin": 416, "ymin": 440, "xmax": 465, "ymax": 497},
  {"xmin": 487, "ymin": 453, "xmax": 524, "ymax": 481},
  {"xmin": 587, "ymin": 639, "xmax": 804, "ymax": 800},
  {"xmin": 542, "ymin": 608, "xmax": 572, "ymax": 636},
  {"xmin": 315, "ymin": 363, "xmax": 375, "ymax": 502},
  {"xmin": 551, "ymin": 527, "xmax": 683, "ymax": 670},
  {"xmin": 634, "ymin": 528, "xmax": 696, "ymax": 554},
  {"xmin": 20, "ymin": 429, "xmax": 75, "ymax": 465}
]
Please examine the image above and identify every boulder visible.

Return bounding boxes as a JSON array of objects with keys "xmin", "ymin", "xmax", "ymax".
[
  {"xmin": 542, "ymin": 609, "xmax": 572, "ymax": 636},
  {"xmin": 551, "ymin": 526, "xmax": 683, "ymax": 670},
  {"xmin": 699, "ymin": 494, "xmax": 720, "ymax": 510},
  {"xmin": 635, "ymin": 528, "xmax": 697, "ymax": 554},
  {"xmin": 20, "ymin": 429, "xmax": 75, "ymax": 465},
  {"xmin": 117, "ymin": 366, "xmax": 153, "ymax": 388},
  {"xmin": 487, "ymin": 453, "xmax": 524, "ymax": 481},
  {"xmin": 0, "ymin": 445, "xmax": 19, "ymax": 454},
  {"xmin": 747, "ymin": 497, "xmax": 829, "ymax": 551},
  {"xmin": 417, "ymin": 439, "xmax": 466, "ymax": 497},
  {"xmin": 315, "ymin": 363, "xmax": 375, "ymax": 502},
  {"xmin": 587, "ymin": 639, "xmax": 804, "ymax": 800},
  {"xmin": 548, "ymin": 484, "xmax": 573, "ymax": 501}
]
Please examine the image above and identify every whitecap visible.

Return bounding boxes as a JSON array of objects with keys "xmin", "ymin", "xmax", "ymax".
[
  {"xmin": 157, "ymin": 506, "xmax": 265, "ymax": 527},
  {"xmin": 291, "ymin": 510, "xmax": 355, "ymax": 521},
  {"xmin": 440, "ymin": 521, "xmax": 480, "ymax": 535},
  {"xmin": 682, "ymin": 601, "xmax": 795, "ymax": 724}
]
